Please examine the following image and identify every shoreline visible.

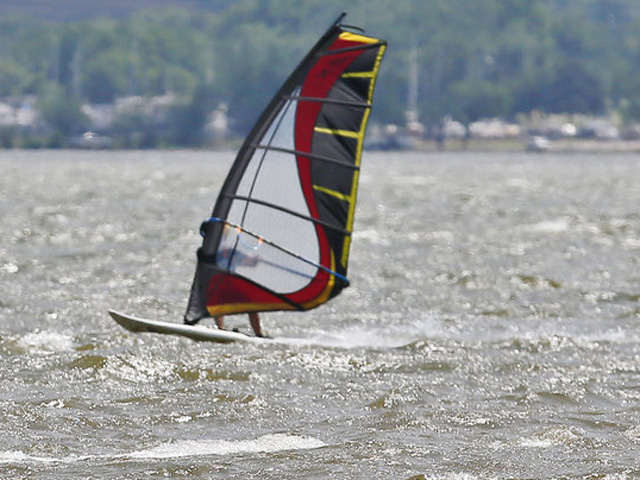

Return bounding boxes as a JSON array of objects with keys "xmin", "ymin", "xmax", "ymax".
[
  {"xmin": 1, "ymin": 138, "xmax": 640, "ymax": 154},
  {"xmin": 402, "ymin": 137, "xmax": 640, "ymax": 154}
]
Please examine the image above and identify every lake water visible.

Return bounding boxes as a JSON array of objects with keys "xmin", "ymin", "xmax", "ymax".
[{"xmin": 1, "ymin": 149, "xmax": 639, "ymax": 479}]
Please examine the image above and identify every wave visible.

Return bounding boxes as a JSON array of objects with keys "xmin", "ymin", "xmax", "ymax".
[
  {"xmin": 11, "ymin": 330, "xmax": 75, "ymax": 354},
  {"xmin": 0, "ymin": 450, "xmax": 87, "ymax": 465},
  {"xmin": 275, "ymin": 328, "xmax": 420, "ymax": 350},
  {"xmin": 128, "ymin": 433, "xmax": 325, "ymax": 459},
  {"xmin": 0, "ymin": 434, "xmax": 325, "ymax": 465}
]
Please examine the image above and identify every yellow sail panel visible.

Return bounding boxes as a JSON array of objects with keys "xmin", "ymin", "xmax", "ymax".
[{"xmin": 339, "ymin": 31, "xmax": 380, "ymax": 44}]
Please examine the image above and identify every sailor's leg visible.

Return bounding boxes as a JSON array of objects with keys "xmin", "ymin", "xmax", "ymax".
[{"xmin": 249, "ymin": 312, "xmax": 262, "ymax": 337}]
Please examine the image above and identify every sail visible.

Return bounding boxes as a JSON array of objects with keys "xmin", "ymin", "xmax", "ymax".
[{"xmin": 184, "ymin": 13, "xmax": 387, "ymax": 323}]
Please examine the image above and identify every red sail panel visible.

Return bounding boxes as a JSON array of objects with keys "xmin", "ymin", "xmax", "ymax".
[{"xmin": 184, "ymin": 16, "xmax": 386, "ymax": 323}]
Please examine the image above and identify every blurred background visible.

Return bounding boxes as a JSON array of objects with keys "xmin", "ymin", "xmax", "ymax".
[{"xmin": 1, "ymin": 0, "xmax": 639, "ymax": 151}]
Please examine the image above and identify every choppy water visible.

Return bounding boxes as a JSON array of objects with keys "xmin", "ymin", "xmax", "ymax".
[{"xmin": 1, "ymin": 149, "xmax": 640, "ymax": 479}]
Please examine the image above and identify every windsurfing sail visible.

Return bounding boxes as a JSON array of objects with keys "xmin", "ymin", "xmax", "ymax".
[{"xmin": 184, "ymin": 13, "xmax": 387, "ymax": 323}]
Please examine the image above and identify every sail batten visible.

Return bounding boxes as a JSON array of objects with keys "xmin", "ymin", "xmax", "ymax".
[
  {"xmin": 313, "ymin": 185, "xmax": 352, "ymax": 202},
  {"xmin": 215, "ymin": 195, "xmax": 352, "ymax": 235},
  {"xmin": 184, "ymin": 14, "xmax": 387, "ymax": 323},
  {"xmin": 289, "ymin": 95, "xmax": 372, "ymax": 108},
  {"xmin": 314, "ymin": 127, "xmax": 361, "ymax": 139},
  {"xmin": 251, "ymin": 144, "xmax": 361, "ymax": 170}
]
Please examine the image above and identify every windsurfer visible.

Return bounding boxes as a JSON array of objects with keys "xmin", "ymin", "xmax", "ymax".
[
  {"xmin": 214, "ymin": 312, "xmax": 264, "ymax": 337},
  {"xmin": 181, "ymin": 15, "xmax": 387, "ymax": 334}
]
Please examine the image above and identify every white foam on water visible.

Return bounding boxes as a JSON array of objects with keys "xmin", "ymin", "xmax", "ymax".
[
  {"xmin": 0, "ymin": 451, "xmax": 40, "ymax": 464},
  {"xmin": 440, "ymin": 475, "xmax": 491, "ymax": 480},
  {"xmin": 128, "ymin": 433, "xmax": 326, "ymax": 459},
  {"xmin": 274, "ymin": 327, "xmax": 419, "ymax": 350},
  {"xmin": 520, "ymin": 217, "xmax": 571, "ymax": 234},
  {"xmin": 419, "ymin": 474, "xmax": 494, "ymax": 480},
  {"xmin": 0, "ymin": 450, "xmax": 87, "ymax": 465},
  {"xmin": 517, "ymin": 437, "xmax": 554, "ymax": 449},
  {"xmin": 517, "ymin": 426, "xmax": 581, "ymax": 449},
  {"xmin": 308, "ymin": 329, "xmax": 417, "ymax": 349},
  {"xmin": 14, "ymin": 330, "xmax": 75, "ymax": 354},
  {"xmin": 277, "ymin": 314, "xmax": 441, "ymax": 350},
  {"xmin": 0, "ymin": 435, "xmax": 325, "ymax": 465}
]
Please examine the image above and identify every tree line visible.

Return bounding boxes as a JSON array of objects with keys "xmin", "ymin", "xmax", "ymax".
[{"xmin": 1, "ymin": 0, "xmax": 640, "ymax": 147}]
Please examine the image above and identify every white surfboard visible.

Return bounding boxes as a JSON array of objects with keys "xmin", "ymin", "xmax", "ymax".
[{"xmin": 109, "ymin": 310, "xmax": 268, "ymax": 343}]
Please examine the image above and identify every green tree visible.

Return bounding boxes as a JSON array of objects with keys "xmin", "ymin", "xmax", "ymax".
[
  {"xmin": 214, "ymin": 20, "xmax": 305, "ymax": 134},
  {"xmin": 127, "ymin": 9, "xmax": 208, "ymax": 97},
  {"xmin": 37, "ymin": 82, "xmax": 90, "ymax": 140},
  {"xmin": 0, "ymin": 59, "xmax": 33, "ymax": 96},
  {"xmin": 451, "ymin": 81, "xmax": 512, "ymax": 124},
  {"xmin": 4, "ymin": 0, "xmax": 640, "ymax": 147},
  {"xmin": 111, "ymin": 105, "xmax": 158, "ymax": 148},
  {"xmin": 167, "ymin": 82, "xmax": 219, "ymax": 146}
]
